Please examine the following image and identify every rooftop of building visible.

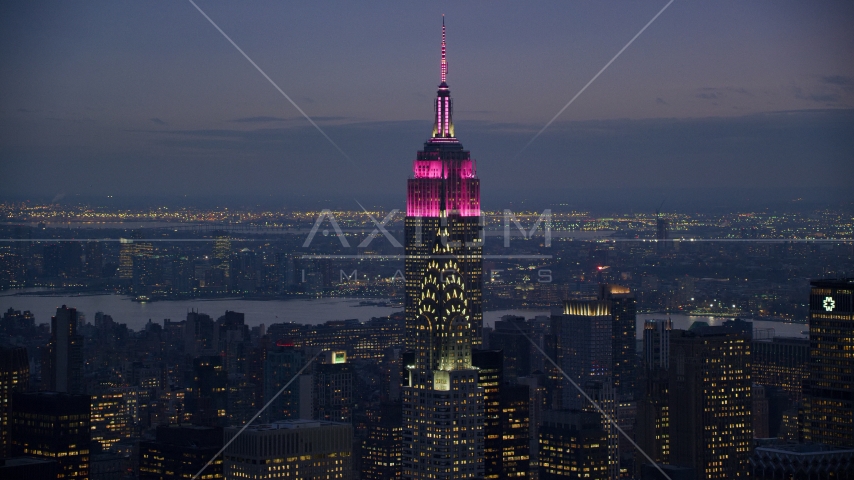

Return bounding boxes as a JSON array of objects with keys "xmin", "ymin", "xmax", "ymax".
[
  {"xmin": 810, "ymin": 277, "xmax": 854, "ymax": 288},
  {"xmin": 228, "ymin": 419, "xmax": 348, "ymax": 432},
  {"xmin": 755, "ymin": 443, "xmax": 854, "ymax": 455}
]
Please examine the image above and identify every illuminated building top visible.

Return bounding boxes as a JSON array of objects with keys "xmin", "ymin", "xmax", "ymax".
[{"xmin": 408, "ymin": 17, "xmax": 480, "ymax": 217}]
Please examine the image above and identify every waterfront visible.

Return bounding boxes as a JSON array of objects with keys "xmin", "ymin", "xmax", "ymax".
[{"xmin": 1, "ymin": 290, "xmax": 807, "ymax": 339}]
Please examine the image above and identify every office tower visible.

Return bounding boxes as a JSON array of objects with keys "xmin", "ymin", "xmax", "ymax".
[
  {"xmin": 635, "ymin": 319, "xmax": 672, "ymax": 471},
  {"xmin": 264, "ymin": 344, "xmax": 310, "ymax": 422},
  {"xmin": 227, "ymin": 374, "xmax": 257, "ymax": 426},
  {"xmin": 0, "ymin": 346, "xmax": 29, "ymax": 458},
  {"xmin": 538, "ymin": 410, "xmax": 609, "ymax": 480},
  {"xmin": 472, "ymin": 350, "xmax": 531, "ymax": 480},
  {"xmin": 215, "ymin": 310, "xmax": 251, "ymax": 375},
  {"xmin": 313, "ymin": 351, "xmax": 354, "ymax": 423},
  {"xmin": 473, "ymin": 349, "xmax": 503, "ymax": 479},
  {"xmin": 10, "ymin": 392, "xmax": 90, "ymax": 479},
  {"xmin": 186, "ymin": 355, "xmax": 228, "ymax": 427},
  {"xmin": 752, "ymin": 336, "xmax": 809, "ymax": 404},
  {"xmin": 404, "ymin": 17, "xmax": 483, "ymax": 352},
  {"xmin": 223, "ymin": 420, "xmax": 353, "ymax": 480},
  {"xmin": 804, "ymin": 279, "xmax": 854, "ymax": 447},
  {"xmin": 551, "ymin": 300, "xmax": 612, "ymax": 409},
  {"xmin": 599, "ymin": 284, "xmax": 637, "ymax": 399},
  {"xmin": 361, "ymin": 403, "xmax": 403, "ymax": 480},
  {"xmin": 44, "ymin": 305, "xmax": 84, "ymax": 394},
  {"xmin": 90, "ymin": 389, "xmax": 134, "ymax": 451},
  {"xmin": 213, "ymin": 235, "xmax": 231, "ymax": 282},
  {"xmin": 139, "ymin": 424, "xmax": 223, "ymax": 480},
  {"xmin": 489, "ymin": 316, "xmax": 532, "ymax": 383},
  {"xmin": 500, "ymin": 384, "xmax": 531, "ymax": 479},
  {"xmin": 118, "ymin": 239, "xmax": 135, "ymax": 279},
  {"xmin": 668, "ymin": 322, "xmax": 752, "ymax": 479},
  {"xmin": 184, "ymin": 310, "xmax": 215, "ymax": 358},
  {"xmin": 655, "ymin": 217, "xmax": 669, "ymax": 254},
  {"xmin": 1, "ymin": 308, "xmax": 35, "ymax": 337},
  {"xmin": 402, "ymin": 18, "xmax": 485, "ymax": 480},
  {"xmin": 518, "ymin": 374, "xmax": 549, "ymax": 480},
  {"xmin": 752, "ymin": 384, "xmax": 770, "ymax": 438},
  {"xmin": 583, "ymin": 381, "xmax": 618, "ymax": 480}
]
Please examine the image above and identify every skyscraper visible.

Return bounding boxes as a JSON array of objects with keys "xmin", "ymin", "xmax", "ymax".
[
  {"xmin": 10, "ymin": 392, "xmax": 91, "ymax": 480},
  {"xmin": 538, "ymin": 410, "xmax": 609, "ymax": 480},
  {"xmin": 804, "ymin": 278, "xmax": 854, "ymax": 447},
  {"xmin": 668, "ymin": 322, "xmax": 752, "ymax": 479},
  {"xmin": 635, "ymin": 319, "xmax": 672, "ymax": 472},
  {"xmin": 599, "ymin": 284, "xmax": 637, "ymax": 399},
  {"xmin": 404, "ymin": 16, "xmax": 483, "ymax": 352},
  {"xmin": 0, "ymin": 346, "xmax": 29, "ymax": 458},
  {"xmin": 44, "ymin": 305, "xmax": 84, "ymax": 394},
  {"xmin": 186, "ymin": 355, "xmax": 228, "ymax": 427},
  {"xmin": 402, "ymin": 18, "xmax": 485, "ymax": 480},
  {"xmin": 551, "ymin": 300, "xmax": 613, "ymax": 410}
]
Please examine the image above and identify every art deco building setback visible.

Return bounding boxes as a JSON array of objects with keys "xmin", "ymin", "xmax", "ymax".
[
  {"xmin": 223, "ymin": 420, "xmax": 353, "ymax": 480},
  {"xmin": 402, "ymin": 18, "xmax": 485, "ymax": 480}
]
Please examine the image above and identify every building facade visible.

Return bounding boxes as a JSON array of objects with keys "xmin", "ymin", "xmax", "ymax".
[
  {"xmin": 223, "ymin": 420, "xmax": 352, "ymax": 480},
  {"xmin": 139, "ymin": 424, "xmax": 223, "ymax": 480},
  {"xmin": 0, "ymin": 345, "xmax": 29, "ymax": 457},
  {"xmin": 402, "ymin": 19, "xmax": 485, "ymax": 480},
  {"xmin": 804, "ymin": 278, "xmax": 854, "ymax": 447},
  {"xmin": 668, "ymin": 322, "xmax": 753, "ymax": 479},
  {"xmin": 44, "ymin": 305, "xmax": 84, "ymax": 394},
  {"xmin": 10, "ymin": 392, "xmax": 91, "ymax": 480}
]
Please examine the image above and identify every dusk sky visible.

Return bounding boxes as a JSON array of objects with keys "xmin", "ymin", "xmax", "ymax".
[{"xmin": 1, "ymin": 1, "xmax": 853, "ymax": 209}]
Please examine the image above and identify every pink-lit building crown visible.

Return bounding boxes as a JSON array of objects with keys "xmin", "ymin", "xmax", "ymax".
[{"xmin": 407, "ymin": 18, "xmax": 480, "ymax": 218}]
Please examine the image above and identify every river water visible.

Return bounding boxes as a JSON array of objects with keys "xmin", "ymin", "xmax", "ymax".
[{"xmin": 0, "ymin": 290, "xmax": 806, "ymax": 339}]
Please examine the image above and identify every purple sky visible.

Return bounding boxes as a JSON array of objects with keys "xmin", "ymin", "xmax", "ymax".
[{"xmin": 1, "ymin": 1, "xmax": 852, "ymax": 208}]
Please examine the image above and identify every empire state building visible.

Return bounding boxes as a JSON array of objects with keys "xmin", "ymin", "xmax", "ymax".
[{"xmin": 402, "ymin": 18, "xmax": 485, "ymax": 480}]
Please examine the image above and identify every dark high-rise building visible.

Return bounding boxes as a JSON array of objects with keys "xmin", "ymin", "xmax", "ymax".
[
  {"xmin": 313, "ymin": 351, "xmax": 354, "ymax": 424},
  {"xmin": 263, "ymin": 345, "xmax": 309, "ymax": 422},
  {"xmin": 473, "ymin": 349, "xmax": 503, "ymax": 480},
  {"xmin": 636, "ymin": 319, "xmax": 672, "ymax": 472},
  {"xmin": 0, "ymin": 346, "xmax": 29, "ymax": 458},
  {"xmin": 538, "ymin": 410, "xmax": 609, "ymax": 480},
  {"xmin": 472, "ymin": 350, "xmax": 531, "ymax": 480},
  {"xmin": 139, "ymin": 424, "xmax": 223, "ymax": 480},
  {"xmin": 804, "ymin": 278, "xmax": 854, "ymax": 448},
  {"xmin": 668, "ymin": 322, "xmax": 752, "ymax": 480},
  {"xmin": 500, "ymin": 384, "xmax": 531, "ymax": 480},
  {"xmin": 489, "ymin": 316, "xmax": 532, "ymax": 383},
  {"xmin": 752, "ymin": 336, "xmax": 809, "ymax": 404},
  {"xmin": 361, "ymin": 403, "xmax": 403, "ymax": 480},
  {"xmin": 599, "ymin": 284, "xmax": 637, "ymax": 399},
  {"xmin": 186, "ymin": 355, "xmax": 228, "ymax": 427},
  {"xmin": 10, "ymin": 392, "xmax": 90, "ymax": 479},
  {"xmin": 44, "ymin": 305, "xmax": 84, "ymax": 394},
  {"xmin": 551, "ymin": 300, "xmax": 612, "ymax": 409},
  {"xmin": 402, "ymin": 19, "xmax": 484, "ymax": 480}
]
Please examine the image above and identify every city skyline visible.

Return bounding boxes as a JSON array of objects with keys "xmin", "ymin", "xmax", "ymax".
[
  {"xmin": 1, "ymin": 2, "xmax": 853, "ymax": 206},
  {"xmin": 1, "ymin": 6, "xmax": 854, "ymax": 480}
]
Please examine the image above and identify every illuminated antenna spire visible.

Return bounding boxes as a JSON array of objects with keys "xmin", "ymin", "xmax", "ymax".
[{"xmin": 440, "ymin": 15, "xmax": 447, "ymax": 84}]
